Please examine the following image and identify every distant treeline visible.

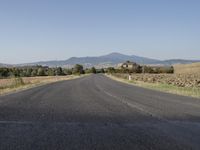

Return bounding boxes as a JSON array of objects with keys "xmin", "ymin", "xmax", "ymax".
[
  {"xmin": 0, "ymin": 63, "xmax": 174, "ymax": 78},
  {"xmin": 0, "ymin": 64, "xmax": 105, "ymax": 78},
  {"xmin": 106, "ymin": 66, "xmax": 174, "ymax": 74}
]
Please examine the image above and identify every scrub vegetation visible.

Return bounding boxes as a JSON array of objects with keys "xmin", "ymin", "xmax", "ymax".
[
  {"xmin": 0, "ymin": 76, "xmax": 82, "ymax": 95},
  {"xmin": 0, "ymin": 64, "xmax": 105, "ymax": 95}
]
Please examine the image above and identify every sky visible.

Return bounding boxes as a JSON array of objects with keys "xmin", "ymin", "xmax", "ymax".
[{"xmin": 0, "ymin": 0, "xmax": 200, "ymax": 64}]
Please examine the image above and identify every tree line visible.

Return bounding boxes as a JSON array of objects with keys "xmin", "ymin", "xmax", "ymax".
[
  {"xmin": 0, "ymin": 63, "xmax": 174, "ymax": 78},
  {"xmin": 106, "ymin": 66, "xmax": 174, "ymax": 74},
  {"xmin": 0, "ymin": 64, "xmax": 104, "ymax": 78}
]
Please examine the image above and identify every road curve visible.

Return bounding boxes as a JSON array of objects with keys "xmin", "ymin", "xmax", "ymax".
[{"xmin": 0, "ymin": 74, "xmax": 200, "ymax": 150}]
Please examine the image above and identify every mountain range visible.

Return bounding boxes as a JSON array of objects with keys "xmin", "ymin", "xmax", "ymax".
[{"xmin": 1, "ymin": 52, "xmax": 200, "ymax": 68}]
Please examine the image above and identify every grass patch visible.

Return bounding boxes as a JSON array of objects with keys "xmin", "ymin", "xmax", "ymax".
[
  {"xmin": 106, "ymin": 74, "xmax": 200, "ymax": 98},
  {"xmin": 0, "ymin": 75, "xmax": 86, "ymax": 96},
  {"xmin": 0, "ymin": 78, "xmax": 24, "ymax": 90}
]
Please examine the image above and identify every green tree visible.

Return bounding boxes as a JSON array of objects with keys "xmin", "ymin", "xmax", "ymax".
[
  {"xmin": 142, "ymin": 66, "xmax": 154, "ymax": 73},
  {"xmin": 106, "ymin": 67, "xmax": 116, "ymax": 74},
  {"xmin": 0, "ymin": 68, "xmax": 9, "ymax": 78},
  {"xmin": 55, "ymin": 67, "xmax": 63, "ymax": 76},
  {"xmin": 31, "ymin": 69, "xmax": 37, "ymax": 76},
  {"xmin": 12, "ymin": 68, "xmax": 21, "ymax": 77},
  {"xmin": 37, "ymin": 68, "xmax": 45, "ymax": 76},
  {"xmin": 48, "ymin": 68, "xmax": 55, "ymax": 76},
  {"xmin": 84, "ymin": 68, "xmax": 91, "ymax": 74},
  {"xmin": 91, "ymin": 67, "xmax": 97, "ymax": 74},
  {"xmin": 25, "ymin": 68, "xmax": 32, "ymax": 77},
  {"xmin": 100, "ymin": 68, "xmax": 105, "ymax": 73},
  {"xmin": 73, "ymin": 64, "xmax": 84, "ymax": 74},
  {"xmin": 63, "ymin": 68, "xmax": 72, "ymax": 75}
]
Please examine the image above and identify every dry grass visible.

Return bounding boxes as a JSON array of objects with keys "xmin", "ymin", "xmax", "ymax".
[
  {"xmin": 174, "ymin": 62, "xmax": 200, "ymax": 74},
  {"xmin": 0, "ymin": 75, "xmax": 83, "ymax": 95},
  {"xmin": 106, "ymin": 74, "xmax": 200, "ymax": 98}
]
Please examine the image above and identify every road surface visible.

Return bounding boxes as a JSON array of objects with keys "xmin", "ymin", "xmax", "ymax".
[{"xmin": 0, "ymin": 74, "xmax": 200, "ymax": 150}]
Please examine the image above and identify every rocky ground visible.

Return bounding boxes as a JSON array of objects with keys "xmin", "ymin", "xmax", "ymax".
[{"xmin": 113, "ymin": 73, "xmax": 200, "ymax": 88}]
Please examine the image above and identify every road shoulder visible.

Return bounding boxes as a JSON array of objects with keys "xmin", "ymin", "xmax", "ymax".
[
  {"xmin": 0, "ymin": 75, "xmax": 88, "ymax": 96},
  {"xmin": 105, "ymin": 74, "xmax": 200, "ymax": 99}
]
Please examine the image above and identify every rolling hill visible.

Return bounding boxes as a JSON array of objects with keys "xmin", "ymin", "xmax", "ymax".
[{"xmin": 1, "ymin": 52, "xmax": 200, "ymax": 68}]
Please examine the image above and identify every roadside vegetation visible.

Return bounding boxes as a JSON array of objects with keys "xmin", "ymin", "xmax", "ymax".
[
  {"xmin": 0, "ymin": 76, "xmax": 82, "ymax": 95},
  {"xmin": 105, "ymin": 65, "xmax": 174, "ymax": 74},
  {"xmin": 0, "ymin": 64, "xmax": 105, "ymax": 95},
  {"xmin": 106, "ymin": 73, "xmax": 200, "ymax": 98},
  {"xmin": 105, "ymin": 61, "xmax": 200, "ymax": 98},
  {"xmin": 0, "ymin": 64, "xmax": 106, "ymax": 78},
  {"xmin": 2, "ymin": 61, "xmax": 199, "ymax": 98}
]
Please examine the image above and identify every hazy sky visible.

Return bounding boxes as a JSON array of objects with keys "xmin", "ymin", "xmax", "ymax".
[{"xmin": 0, "ymin": 0, "xmax": 200, "ymax": 64}]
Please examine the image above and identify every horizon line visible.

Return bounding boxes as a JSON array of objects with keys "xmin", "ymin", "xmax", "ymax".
[{"xmin": 1, "ymin": 52, "xmax": 200, "ymax": 65}]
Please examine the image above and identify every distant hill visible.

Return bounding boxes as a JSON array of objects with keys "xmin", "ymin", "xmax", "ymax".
[
  {"xmin": 0, "ymin": 63, "xmax": 12, "ymax": 67},
  {"xmin": 1, "ymin": 52, "xmax": 200, "ymax": 68},
  {"xmin": 17, "ymin": 52, "xmax": 160, "ymax": 68},
  {"xmin": 153, "ymin": 59, "xmax": 200, "ymax": 66}
]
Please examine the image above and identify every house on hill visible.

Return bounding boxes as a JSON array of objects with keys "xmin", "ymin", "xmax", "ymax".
[{"xmin": 118, "ymin": 61, "xmax": 140, "ymax": 70}]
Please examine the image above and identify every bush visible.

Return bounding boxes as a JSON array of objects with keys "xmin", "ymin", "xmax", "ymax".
[
  {"xmin": 63, "ymin": 69, "xmax": 72, "ymax": 75},
  {"xmin": 37, "ymin": 68, "xmax": 46, "ymax": 76},
  {"xmin": 106, "ymin": 67, "xmax": 116, "ymax": 73},
  {"xmin": 91, "ymin": 67, "xmax": 97, "ymax": 74},
  {"xmin": 73, "ymin": 64, "xmax": 84, "ymax": 74},
  {"xmin": 153, "ymin": 66, "xmax": 174, "ymax": 74}
]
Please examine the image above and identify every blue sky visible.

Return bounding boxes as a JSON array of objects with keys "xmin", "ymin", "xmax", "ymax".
[{"xmin": 0, "ymin": 0, "xmax": 200, "ymax": 64}]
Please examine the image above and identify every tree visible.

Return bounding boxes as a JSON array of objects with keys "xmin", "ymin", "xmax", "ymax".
[
  {"xmin": 106, "ymin": 67, "xmax": 116, "ymax": 73},
  {"xmin": 63, "ymin": 68, "xmax": 72, "ymax": 75},
  {"xmin": 142, "ymin": 66, "xmax": 154, "ymax": 73},
  {"xmin": 135, "ymin": 65, "xmax": 142, "ymax": 73},
  {"xmin": 84, "ymin": 68, "xmax": 91, "ymax": 74},
  {"xmin": 11, "ymin": 68, "xmax": 19, "ymax": 77},
  {"xmin": 0, "ymin": 68, "xmax": 9, "ymax": 78},
  {"xmin": 19, "ymin": 69, "xmax": 26, "ymax": 77},
  {"xmin": 100, "ymin": 68, "xmax": 105, "ymax": 73},
  {"xmin": 91, "ymin": 67, "xmax": 96, "ymax": 74},
  {"xmin": 31, "ymin": 69, "xmax": 37, "ymax": 76},
  {"xmin": 48, "ymin": 68, "xmax": 55, "ymax": 76},
  {"xmin": 55, "ymin": 67, "xmax": 63, "ymax": 76},
  {"xmin": 25, "ymin": 68, "xmax": 32, "ymax": 77},
  {"xmin": 37, "ymin": 68, "xmax": 45, "ymax": 76},
  {"xmin": 73, "ymin": 64, "xmax": 84, "ymax": 74}
]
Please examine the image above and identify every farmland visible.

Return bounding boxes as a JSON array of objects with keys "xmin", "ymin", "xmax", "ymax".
[
  {"xmin": 0, "ymin": 75, "xmax": 81, "ymax": 95},
  {"xmin": 174, "ymin": 62, "xmax": 200, "ymax": 74},
  {"xmin": 107, "ymin": 73, "xmax": 200, "ymax": 98},
  {"xmin": 112, "ymin": 73, "xmax": 200, "ymax": 88}
]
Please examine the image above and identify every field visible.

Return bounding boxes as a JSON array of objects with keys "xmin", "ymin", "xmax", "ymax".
[
  {"xmin": 112, "ymin": 73, "xmax": 200, "ymax": 88},
  {"xmin": 174, "ymin": 62, "xmax": 200, "ymax": 74},
  {"xmin": 107, "ymin": 73, "xmax": 200, "ymax": 98},
  {"xmin": 0, "ymin": 75, "xmax": 81, "ymax": 95}
]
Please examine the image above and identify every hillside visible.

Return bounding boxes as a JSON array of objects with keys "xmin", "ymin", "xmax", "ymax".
[
  {"xmin": 15, "ymin": 53, "xmax": 160, "ymax": 68},
  {"xmin": 1, "ymin": 52, "xmax": 200, "ymax": 68},
  {"xmin": 0, "ymin": 63, "xmax": 12, "ymax": 67}
]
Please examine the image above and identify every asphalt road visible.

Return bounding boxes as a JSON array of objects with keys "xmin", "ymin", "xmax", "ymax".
[{"xmin": 0, "ymin": 74, "xmax": 200, "ymax": 150}]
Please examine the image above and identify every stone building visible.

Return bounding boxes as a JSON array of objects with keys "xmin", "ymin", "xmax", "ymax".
[{"xmin": 118, "ymin": 61, "xmax": 140, "ymax": 70}]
